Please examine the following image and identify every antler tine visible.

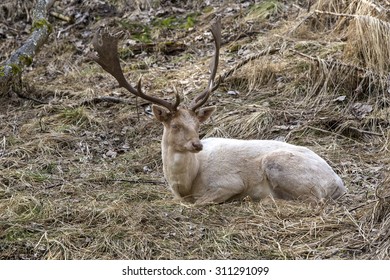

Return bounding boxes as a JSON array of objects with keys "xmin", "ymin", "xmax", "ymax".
[
  {"xmin": 190, "ymin": 17, "xmax": 222, "ymax": 111},
  {"xmin": 91, "ymin": 27, "xmax": 180, "ymax": 112},
  {"xmin": 172, "ymin": 84, "xmax": 181, "ymax": 110}
]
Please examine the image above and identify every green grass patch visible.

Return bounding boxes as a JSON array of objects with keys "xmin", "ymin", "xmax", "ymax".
[
  {"xmin": 58, "ymin": 107, "xmax": 96, "ymax": 128},
  {"xmin": 246, "ymin": 0, "xmax": 283, "ymax": 21},
  {"xmin": 119, "ymin": 13, "xmax": 199, "ymax": 44},
  {"xmin": 153, "ymin": 13, "xmax": 198, "ymax": 31}
]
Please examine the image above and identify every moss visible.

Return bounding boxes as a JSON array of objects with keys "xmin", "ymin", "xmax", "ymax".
[
  {"xmin": 31, "ymin": 18, "xmax": 53, "ymax": 33},
  {"xmin": 10, "ymin": 63, "xmax": 22, "ymax": 75},
  {"xmin": 19, "ymin": 54, "xmax": 33, "ymax": 66},
  {"xmin": 3, "ymin": 60, "xmax": 30, "ymax": 76}
]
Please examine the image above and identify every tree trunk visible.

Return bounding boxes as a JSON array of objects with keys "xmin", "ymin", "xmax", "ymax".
[{"xmin": 0, "ymin": 0, "xmax": 56, "ymax": 96}]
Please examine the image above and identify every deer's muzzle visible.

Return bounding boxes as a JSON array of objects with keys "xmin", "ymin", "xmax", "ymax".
[{"xmin": 191, "ymin": 141, "xmax": 203, "ymax": 152}]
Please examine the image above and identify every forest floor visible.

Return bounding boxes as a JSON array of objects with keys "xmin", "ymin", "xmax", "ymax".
[{"xmin": 0, "ymin": 0, "xmax": 389, "ymax": 259}]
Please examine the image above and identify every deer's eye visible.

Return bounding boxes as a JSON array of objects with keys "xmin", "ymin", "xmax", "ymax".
[{"xmin": 171, "ymin": 124, "xmax": 181, "ymax": 130}]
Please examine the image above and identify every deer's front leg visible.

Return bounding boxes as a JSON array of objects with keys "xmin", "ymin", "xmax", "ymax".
[
  {"xmin": 194, "ymin": 185, "xmax": 245, "ymax": 205},
  {"xmin": 170, "ymin": 183, "xmax": 195, "ymax": 203}
]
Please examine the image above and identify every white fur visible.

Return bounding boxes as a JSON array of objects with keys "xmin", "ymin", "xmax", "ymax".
[
  {"xmin": 162, "ymin": 137, "xmax": 346, "ymax": 204},
  {"xmin": 154, "ymin": 106, "xmax": 346, "ymax": 205}
]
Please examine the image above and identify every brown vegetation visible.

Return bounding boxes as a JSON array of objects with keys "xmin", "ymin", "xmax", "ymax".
[{"xmin": 0, "ymin": 0, "xmax": 389, "ymax": 259}]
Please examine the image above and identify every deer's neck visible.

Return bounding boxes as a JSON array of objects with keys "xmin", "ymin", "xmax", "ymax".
[{"xmin": 161, "ymin": 133, "xmax": 199, "ymax": 199}]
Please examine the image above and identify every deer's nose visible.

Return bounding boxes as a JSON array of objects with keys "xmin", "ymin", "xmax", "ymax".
[{"xmin": 192, "ymin": 141, "xmax": 203, "ymax": 151}]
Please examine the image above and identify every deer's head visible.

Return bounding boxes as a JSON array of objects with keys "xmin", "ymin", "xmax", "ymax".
[
  {"xmin": 152, "ymin": 106, "xmax": 216, "ymax": 152},
  {"xmin": 91, "ymin": 18, "xmax": 222, "ymax": 153}
]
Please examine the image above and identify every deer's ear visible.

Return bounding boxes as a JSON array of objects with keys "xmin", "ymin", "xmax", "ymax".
[
  {"xmin": 196, "ymin": 106, "xmax": 216, "ymax": 123},
  {"xmin": 152, "ymin": 105, "xmax": 171, "ymax": 122}
]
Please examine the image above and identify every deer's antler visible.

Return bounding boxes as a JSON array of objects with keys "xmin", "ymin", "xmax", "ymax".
[
  {"xmin": 91, "ymin": 27, "xmax": 180, "ymax": 112},
  {"xmin": 190, "ymin": 17, "xmax": 222, "ymax": 112}
]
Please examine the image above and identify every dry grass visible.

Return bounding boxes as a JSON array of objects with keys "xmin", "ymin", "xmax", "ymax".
[{"xmin": 1, "ymin": 0, "xmax": 389, "ymax": 259}]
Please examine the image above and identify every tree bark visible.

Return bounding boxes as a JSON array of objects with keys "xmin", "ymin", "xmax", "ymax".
[{"xmin": 0, "ymin": 0, "xmax": 56, "ymax": 95}]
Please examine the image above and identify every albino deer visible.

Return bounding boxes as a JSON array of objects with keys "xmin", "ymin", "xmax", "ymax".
[{"xmin": 91, "ymin": 18, "xmax": 346, "ymax": 205}]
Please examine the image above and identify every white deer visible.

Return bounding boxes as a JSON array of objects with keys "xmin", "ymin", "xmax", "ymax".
[{"xmin": 92, "ymin": 18, "xmax": 346, "ymax": 205}]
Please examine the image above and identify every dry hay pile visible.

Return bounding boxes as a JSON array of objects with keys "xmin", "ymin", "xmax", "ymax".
[{"xmin": 0, "ymin": 0, "xmax": 389, "ymax": 259}]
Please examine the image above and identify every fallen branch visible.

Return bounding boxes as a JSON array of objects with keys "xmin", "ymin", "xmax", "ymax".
[
  {"xmin": 126, "ymin": 41, "xmax": 187, "ymax": 56},
  {"xmin": 6, "ymin": 74, "xmax": 48, "ymax": 104},
  {"xmin": 49, "ymin": 11, "xmax": 74, "ymax": 23},
  {"xmin": 313, "ymin": 9, "xmax": 356, "ymax": 18},
  {"xmin": 291, "ymin": 49, "xmax": 372, "ymax": 75},
  {"xmin": 220, "ymin": 47, "xmax": 280, "ymax": 82},
  {"xmin": 0, "ymin": 0, "xmax": 56, "ymax": 95},
  {"xmin": 56, "ymin": 12, "xmax": 88, "ymax": 38},
  {"xmin": 106, "ymin": 178, "xmax": 166, "ymax": 185},
  {"xmin": 15, "ymin": 90, "xmax": 48, "ymax": 105},
  {"xmin": 80, "ymin": 96, "xmax": 134, "ymax": 106},
  {"xmin": 347, "ymin": 126, "xmax": 383, "ymax": 137},
  {"xmin": 44, "ymin": 182, "xmax": 63, "ymax": 190}
]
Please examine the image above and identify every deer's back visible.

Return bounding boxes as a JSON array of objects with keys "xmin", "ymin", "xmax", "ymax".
[
  {"xmin": 197, "ymin": 137, "xmax": 324, "ymax": 177},
  {"xmin": 199, "ymin": 137, "xmax": 317, "ymax": 161},
  {"xmin": 193, "ymin": 137, "xmax": 345, "ymax": 201}
]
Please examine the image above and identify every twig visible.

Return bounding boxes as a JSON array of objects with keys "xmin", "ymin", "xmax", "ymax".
[
  {"xmin": 348, "ymin": 200, "xmax": 377, "ymax": 212},
  {"xmin": 80, "ymin": 96, "xmax": 134, "ymax": 106},
  {"xmin": 313, "ymin": 9, "xmax": 356, "ymax": 18},
  {"xmin": 360, "ymin": 0, "xmax": 387, "ymax": 14},
  {"xmin": 348, "ymin": 126, "xmax": 384, "ymax": 137},
  {"xmin": 307, "ymin": 0, "xmax": 313, "ymax": 12},
  {"xmin": 291, "ymin": 49, "xmax": 370, "ymax": 74},
  {"xmin": 348, "ymin": 194, "xmax": 390, "ymax": 212},
  {"xmin": 129, "ymin": 41, "xmax": 187, "ymax": 55},
  {"xmin": 288, "ymin": 125, "xmax": 363, "ymax": 145},
  {"xmin": 46, "ymin": 0, "xmax": 56, "ymax": 10},
  {"xmin": 49, "ymin": 11, "xmax": 74, "ymax": 23},
  {"xmin": 106, "ymin": 179, "xmax": 166, "ymax": 185},
  {"xmin": 57, "ymin": 13, "xmax": 88, "ymax": 38},
  {"xmin": 289, "ymin": 11, "xmax": 315, "ymax": 35},
  {"xmin": 289, "ymin": 9, "xmax": 355, "ymax": 35},
  {"xmin": 291, "ymin": 48, "xmax": 388, "ymax": 88},
  {"xmin": 8, "ymin": 74, "xmax": 48, "ymax": 104},
  {"xmin": 44, "ymin": 183, "xmax": 63, "ymax": 189},
  {"xmin": 15, "ymin": 91, "xmax": 48, "ymax": 104},
  {"xmin": 220, "ymin": 47, "xmax": 280, "ymax": 82}
]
